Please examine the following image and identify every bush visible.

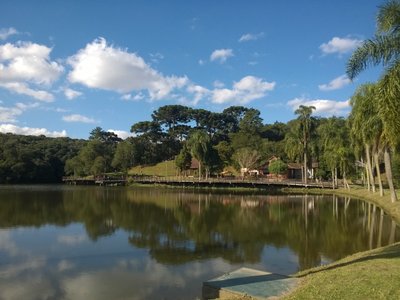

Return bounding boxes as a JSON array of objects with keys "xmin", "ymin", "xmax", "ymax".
[{"xmin": 268, "ymin": 159, "xmax": 288, "ymax": 175}]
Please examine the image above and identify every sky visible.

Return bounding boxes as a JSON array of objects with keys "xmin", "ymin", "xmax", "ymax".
[{"xmin": 0, "ymin": 0, "xmax": 385, "ymax": 139}]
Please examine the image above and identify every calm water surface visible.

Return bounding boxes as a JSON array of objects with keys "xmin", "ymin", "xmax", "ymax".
[{"xmin": 0, "ymin": 185, "xmax": 398, "ymax": 300}]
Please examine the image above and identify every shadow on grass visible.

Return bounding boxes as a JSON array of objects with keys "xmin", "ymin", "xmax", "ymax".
[{"xmin": 297, "ymin": 242, "xmax": 400, "ymax": 278}]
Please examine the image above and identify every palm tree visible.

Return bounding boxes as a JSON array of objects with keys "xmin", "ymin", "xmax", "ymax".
[
  {"xmin": 347, "ymin": 1, "xmax": 400, "ymax": 202},
  {"xmin": 349, "ymin": 84, "xmax": 381, "ymax": 194},
  {"xmin": 318, "ymin": 117, "xmax": 352, "ymax": 189},
  {"xmin": 187, "ymin": 130, "xmax": 210, "ymax": 179},
  {"xmin": 294, "ymin": 105, "xmax": 316, "ymax": 184},
  {"xmin": 349, "ymin": 83, "xmax": 398, "ymax": 201}
]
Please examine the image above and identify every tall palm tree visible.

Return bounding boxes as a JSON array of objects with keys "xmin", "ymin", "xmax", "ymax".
[
  {"xmin": 347, "ymin": 1, "xmax": 400, "ymax": 202},
  {"xmin": 349, "ymin": 84, "xmax": 381, "ymax": 194},
  {"xmin": 295, "ymin": 105, "xmax": 316, "ymax": 184},
  {"xmin": 187, "ymin": 130, "xmax": 210, "ymax": 179},
  {"xmin": 347, "ymin": 0, "xmax": 400, "ymax": 201}
]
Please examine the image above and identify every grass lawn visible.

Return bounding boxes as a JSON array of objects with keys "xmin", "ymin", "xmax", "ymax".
[
  {"xmin": 283, "ymin": 242, "xmax": 400, "ymax": 300},
  {"xmin": 128, "ymin": 160, "xmax": 178, "ymax": 177}
]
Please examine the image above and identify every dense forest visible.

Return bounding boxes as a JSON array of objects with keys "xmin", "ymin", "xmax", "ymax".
[{"xmin": 0, "ymin": 133, "xmax": 84, "ymax": 183}]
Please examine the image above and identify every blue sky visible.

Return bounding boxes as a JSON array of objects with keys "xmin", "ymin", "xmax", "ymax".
[{"xmin": 0, "ymin": 0, "xmax": 384, "ymax": 139}]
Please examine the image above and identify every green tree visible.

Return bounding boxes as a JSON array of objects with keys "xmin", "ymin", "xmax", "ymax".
[
  {"xmin": 91, "ymin": 156, "xmax": 106, "ymax": 176},
  {"xmin": 112, "ymin": 140, "xmax": 135, "ymax": 172},
  {"xmin": 318, "ymin": 117, "xmax": 353, "ymax": 189},
  {"xmin": 233, "ymin": 148, "xmax": 261, "ymax": 177},
  {"xmin": 187, "ymin": 130, "xmax": 211, "ymax": 179},
  {"xmin": 65, "ymin": 156, "xmax": 84, "ymax": 177},
  {"xmin": 175, "ymin": 144, "xmax": 192, "ymax": 175},
  {"xmin": 214, "ymin": 141, "xmax": 234, "ymax": 167},
  {"xmin": 350, "ymin": 83, "xmax": 398, "ymax": 201},
  {"xmin": 89, "ymin": 127, "xmax": 121, "ymax": 143},
  {"xmin": 268, "ymin": 159, "xmax": 288, "ymax": 176},
  {"xmin": 151, "ymin": 105, "xmax": 190, "ymax": 131},
  {"xmin": 230, "ymin": 109, "xmax": 264, "ymax": 151},
  {"xmin": 347, "ymin": 0, "xmax": 400, "ymax": 147},
  {"xmin": 294, "ymin": 105, "xmax": 316, "ymax": 184}
]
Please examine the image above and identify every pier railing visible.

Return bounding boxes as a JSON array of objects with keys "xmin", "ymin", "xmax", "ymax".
[
  {"xmin": 129, "ymin": 175, "xmax": 334, "ymax": 189},
  {"xmin": 62, "ymin": 175, "xmax": 335, "ymax": 188}
]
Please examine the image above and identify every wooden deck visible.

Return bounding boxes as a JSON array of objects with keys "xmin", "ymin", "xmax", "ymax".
[
  {"xmin": 62, "ymin": 175, "xmax": 334, "ymax": 189},
  {"xmin": 129, "ymin": 176, "xmax": 333, "ymax": 189},
  {"xmin": 62, "ymin": 176, "xmax": 126, "ymax": 186}
]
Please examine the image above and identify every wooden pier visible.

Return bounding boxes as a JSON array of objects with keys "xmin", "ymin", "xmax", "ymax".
[
  {"xmin": 129, "ymin": 176, "xmax": 333, "ymax": 189},
  {"xmin": 62, "ymin": 175, "xmax": 334, "ymax": 189},
  {"xmin": 62, "ymin": 176, "xmax": 126, "ymax": 186}
]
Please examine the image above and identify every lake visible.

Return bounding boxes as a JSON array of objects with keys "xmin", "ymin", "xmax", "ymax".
[{"xmin": 0, "ymin": 185, "xmax": 398, "ymax": 300}]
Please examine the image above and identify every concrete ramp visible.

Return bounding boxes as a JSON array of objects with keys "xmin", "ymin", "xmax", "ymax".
[{"xmin": 202, "ymin": 267, "xmax": 299, "ymax": 299}]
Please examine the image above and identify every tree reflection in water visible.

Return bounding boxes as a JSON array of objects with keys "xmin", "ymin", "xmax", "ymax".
[{"xmin": 0, "ymin": 185, "xmax": 398, "ymax": 271}]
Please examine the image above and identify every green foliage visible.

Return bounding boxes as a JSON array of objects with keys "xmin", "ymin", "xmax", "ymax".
[
  {"xmin": 263, "ymin": 121, "xmax": 288, "ymax": 141},
  {"xmin": 347, "ymin": 0, "xmax": 400, "ymax": 147},
  {"xmin": 233, "ymin": 148, "xmax": 262, "ymax": 171},
  {"xmin": 214, "ymin": 141, "xmax": 234, "ymax": 166},
  {"xmin": 268, "ymin": 159, "xmax": 288, "ymax": 175},
  {"xmin": 230, "ymin": 108, "xmax": 264, "ymax": 151},
  {"xmin": 187, "ymin": 130, "xmax": 211, "ymax": 177},
  {"xmin": 0, "ymin": 133, "xmax": 84, "ymax": 183},
  {"xmin": 175, "ymin": 144, "xmax": 192, "ymax": 173},
  {"xmin": 112, "ymin": 140, "xmax": 135, "ymax": 172}
]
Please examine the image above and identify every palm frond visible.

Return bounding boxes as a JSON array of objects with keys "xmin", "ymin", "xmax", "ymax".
[
  {"xmin": 378, "ymin": 60, "xmax": 400, "ymax": 146},
  {"xmin": 377, "ymin": 0, "xmax": 400, "ymax": 34},
  {"xmin": 346, "ymin": 35, "xmax": 400, "ymax": 80}
]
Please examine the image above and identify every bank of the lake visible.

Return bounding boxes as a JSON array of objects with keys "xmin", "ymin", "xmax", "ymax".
[
  {"xmin": 126, "ymin": 183, "xmax": 400, "ymax": 299},
  {"xmin": 279, "ymin": 187, "xmax": 400, "ymax": 300},
  {"xmin": 213, "ymin": 186, "xmax": 400, "ymax": 300}
]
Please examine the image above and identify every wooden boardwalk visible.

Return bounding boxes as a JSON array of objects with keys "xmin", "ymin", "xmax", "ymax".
[
  {"xmin": 62, "ymin": 176, "xmax": 126, "ymax": 186},
  {"xmin": 130, "ymin": 176, "xmax": 333, "ymax": 189},
  {"xmin": 62, "ymin": 175, "xmax": 333, "ymax": 189}
]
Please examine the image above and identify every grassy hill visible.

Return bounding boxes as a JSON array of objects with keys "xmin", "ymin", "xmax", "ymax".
[{"xmin": 128, "ymin": 160, "xmax": 178, "ymax": 177}]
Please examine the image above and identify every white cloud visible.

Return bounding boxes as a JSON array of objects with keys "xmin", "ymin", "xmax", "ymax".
[
  {"xmin": 0, "ymin": 102, "xmax": 39, "ymax": 123},
  {"xmin": 213, "ymin": 80, "xmax": 225, "ymax": 88},
  {"xmin": 239, "ymin": 32, "xmax": 264, "ymax": 42},
  {"xmin": 121, "ymin": 92, "xmax": 145, "ymax": 101},
  {"xmin": 0, "ymin": 41, "xmax": 62, "ymax": 101},
  {"xmin": 149, "ymin": 52, "xmax": 164, "ymax": 64},
  {"xmin": 198, "ymin": 59, "xmax": 205, "ymax": 66},
  {"xmin": 210, "ymin": 48, "xmax": 234, "ymax": 63},
  {"xmin": 320, "ymin": 37, "xmax": 363, "ymax": 55},
  {"xmin": 107, "ymin": 129, "xmax": 134, "ymax": 139},
  {"xmin": 186, "ymin": 84, "xmax": 210, "ymax": 105},
  {"xmin": 287, "ymin": 97, "xmax": 350, "ymax": 116},
  {"xmin": 319, "ymin": 75, "xmax": 351, "ymax": 91},
  {"xmin": 0, "ymin": 123, "xmax": 67, "ymax": 137},
  {"xmin": 62, "ymin": 114, "xmax": 96, "ymax": 124},
  {"xmin": 0, "ymin": 27, "xmax": 18, "ymax": 40},
  {"xmin": 211, "ymin": 75, "xmax": 275, "ymax": 104},
  {"xmin": 0, "ymin": 42, "xmax": 63, "ymax": 84},
  {"xmin": 0, "ymin": 105, "xmax": 23, "ymax": 123},
  {"xmin": 0, "ymin": 82, "xmax": 54, "ymax": 102},
  {"xmin": 67, "ymin": 38, "xmax": 188, "ymax": 100},
  {"xmin": 64, "ymin": 88, "xmax": 82, "ymax": 100}
]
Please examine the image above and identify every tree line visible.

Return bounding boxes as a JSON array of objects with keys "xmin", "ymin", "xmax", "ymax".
[{"xmin": 1, "ymin": 102, "xmax": 399, "ymax": 194}]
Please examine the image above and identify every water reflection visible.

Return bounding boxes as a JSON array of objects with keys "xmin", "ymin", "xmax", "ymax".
[{"xmin": 0, "ymin": 186, "xmax": 399, "ymax": 299}]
